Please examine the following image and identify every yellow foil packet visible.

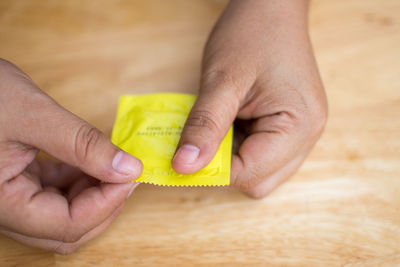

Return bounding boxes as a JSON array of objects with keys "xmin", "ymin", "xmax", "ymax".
[{"xmin": 111, "ymin": 93, "xmax": 233, "ymax": 186}]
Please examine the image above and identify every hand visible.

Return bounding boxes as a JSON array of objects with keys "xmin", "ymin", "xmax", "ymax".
[
  {"xmin": 0, "ymin": 59, "xmax": 143, "ymax": 253},
  {"xmin": 172, "ymin": 0, "xmax": 327, "ymax": 198}
]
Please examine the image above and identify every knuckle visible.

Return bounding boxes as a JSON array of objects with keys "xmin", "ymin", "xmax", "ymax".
[
  {"xmin": 62, "ymin": 228, "xmax": 85, "ymax": 243},
  {"xmin": 279, "ymin": 84, "xmax": 328, "ymax": 138},
  {"xmin": 309, "ymin": 101, "xmax": 328, "ymax": 137},
  {"xmin": 53, "ymin": 243, "xmax": 80, "ymax": 255},
  {"xmin": 73, "ymin": 124, "xmax": 103, "ymax": 163},
  {"xmin": 305, "ymin": 84, "xmax": 328, "ymax": 137},
  {"xmin": 185, "ymin": 109, "xmax": 221, "ymax": 136},
  {"xmin": 233, "ymin": 167, "xmax": 272, "ymax": 199},
  {"xmin": 202, "ymin": 65, "xmax": 254, "ymax": 91},
  {"xmin": 233, "ymin": 174, "xmax": 261, "ymax": 194},
  {"xmin": 56, "ymin": 222, "xmax": 86, "ymax": 244},
  {"xmin": 202, "ymin": 69, "xmax": 234, "ymax": 89},
  {"xmin": 234, "ymin": 176, "xmax": 270, "ymax": 199},
  {"xmin": 246, "ymin": 188, "xmax": 268, "ymax": 199},
  {"xmin": 201, "ymin": 68, "xmax": 247, "ymax": 100}
]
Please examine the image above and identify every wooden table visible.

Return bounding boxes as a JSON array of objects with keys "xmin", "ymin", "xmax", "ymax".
[{"xmin": 1, "ymin": 0, "xmax": 399, "ymax": 266}]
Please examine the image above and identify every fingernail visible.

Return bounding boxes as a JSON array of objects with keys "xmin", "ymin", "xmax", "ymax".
[
  {"xmin": 112, "ymin": 151, "xmax": 142, "ymax": 177},
  {"xmin": 127, "ymin": 182, "xmax": 140, "ymax": 199},
  {"xmin": 174, "ymin": 144, "xmax": 200, "ymax": 165}
]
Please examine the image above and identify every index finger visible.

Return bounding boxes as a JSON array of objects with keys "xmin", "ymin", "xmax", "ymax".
[{"xmin": 231, "ymin": 115, "xmax": 305, "ymax": 191}]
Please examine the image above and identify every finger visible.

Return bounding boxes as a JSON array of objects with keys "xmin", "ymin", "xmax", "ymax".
[
  {"xmin": 0, "ymin": 202, "xmax": 125, "ymax": 254},
  {"xmin": 26, "ymin": 160, "xmax": 99, "ymax": 199},
  {"xmin": 240, "ymin": 152, "xmax": 308, "ymax": 199},
  {"xmin": 42, "ymin": 186, "xmax": 63, "ymax": 195},
  {"xmin": 2, "ymin": 66, "xmax": 142, "ymax": 183},
  {"xmin": 26, "ymin": 160, "xmax": 82, "ymax": 188},
  {"xmin": 0, "ymin": 172, "xmax": 139, "ymax": 242},
  {"xmin": 231, "ymin": 113, "xmax": 307, "ymax": 191},
  {"xmin": 66, "ymin": 175, "xmax": 99, "ymax": 202},
  {"xmin": 172, "ymin": 71, "xmax": 245, "ymax": 174}
]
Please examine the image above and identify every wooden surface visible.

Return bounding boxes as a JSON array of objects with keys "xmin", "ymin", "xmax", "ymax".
[{"xmin": 1, "ymin": 0, "xmax": 399, "ymax": 266}]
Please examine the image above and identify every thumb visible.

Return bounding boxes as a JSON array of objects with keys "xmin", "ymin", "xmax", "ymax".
[
  {"xmin": 10, "ymin": 94, "xmax": 142, "ymax": 183},
  {"xmin": 172, "ymin": 72, "xmax": 240, "ymax": 174}
]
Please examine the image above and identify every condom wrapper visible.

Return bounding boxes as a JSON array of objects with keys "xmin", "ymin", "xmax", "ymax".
[{"xmin": 111, "ymin": 93, "xmax": 233, "ymax": 187}]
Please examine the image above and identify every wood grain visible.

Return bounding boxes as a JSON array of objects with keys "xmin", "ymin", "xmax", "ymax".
[{"xmin": 0, "ymin": 0, "xmax": 399, "ymax": 266}]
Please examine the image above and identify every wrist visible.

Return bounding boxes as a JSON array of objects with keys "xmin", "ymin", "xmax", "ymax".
[{"xmin": 226, "ymin": 0, "xmax": 309, "ymax": 31}]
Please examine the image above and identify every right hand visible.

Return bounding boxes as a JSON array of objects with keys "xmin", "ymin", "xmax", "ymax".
[
  {"xmin": 0, "ymin": 59, "xmax": 143, "ymax": 254},
  {"xmin": 172, "ymin": 0, "xmax": 327, "ymax": 198}
]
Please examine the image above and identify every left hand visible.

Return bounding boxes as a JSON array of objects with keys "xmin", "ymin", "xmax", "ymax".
[
  {"xmin": 0, "ymin": 59, "xmax": 142, "ymax": 253},
  {"xmin": 172, "ymin": 0, "xmax": 327, "ymax": 198}
]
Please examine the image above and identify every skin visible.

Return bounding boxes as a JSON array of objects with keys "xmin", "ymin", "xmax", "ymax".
[
  {"xmin": 172, "ymin": 0, "xmax": 327, "ymax": 197},
  {"xmin": 0, "ymin": 60, "xmax": 143, "ymax": 253},
  {"xmin": 0, "ymin": 0, "xmax": 327, "ymax": 254}
]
